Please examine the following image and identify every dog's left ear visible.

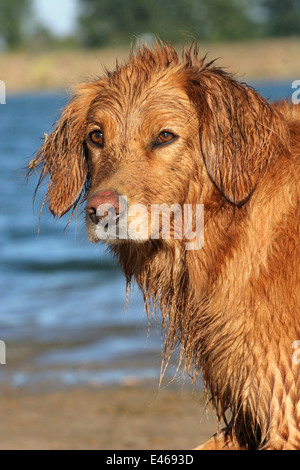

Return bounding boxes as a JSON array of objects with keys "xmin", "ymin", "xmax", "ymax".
[
  {"xmin": 187, "ymin": 67, "xmax": 289, "ymax": 205},
  {"xmin": 28, "ymin": 82, "xmax": 99, "ymax": 217}
]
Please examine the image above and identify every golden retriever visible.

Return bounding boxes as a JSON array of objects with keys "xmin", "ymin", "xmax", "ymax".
[{"xmin": 29, "ymin": 42, "xmax": 300, "ymax": 450}]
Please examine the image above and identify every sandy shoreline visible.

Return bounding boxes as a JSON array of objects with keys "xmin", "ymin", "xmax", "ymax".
[
  {"xmin": 1, "ymin": 38, "xmax": 300, "ymax": 94},
  {"xmin": 0, "ymin": 383, "xmax": 218, "ymax": 450}
]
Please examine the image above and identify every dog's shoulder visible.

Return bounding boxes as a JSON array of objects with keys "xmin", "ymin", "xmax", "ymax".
[
  {"xmin": 273, "ymin": 100, "xmax": 300, "ymax": 149},
  {"xmin": 273, "ymin": 99, "xmax": 300, "ymax": 121}
]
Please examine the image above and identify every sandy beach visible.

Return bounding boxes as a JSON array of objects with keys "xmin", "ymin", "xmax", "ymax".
[
  {"xmin": 0, "ymin": 383, "xmax": 217, "ymax": 450},
  {"xmin": 1, "ymin": 38, "xmax": 300, "ymax": 93}
]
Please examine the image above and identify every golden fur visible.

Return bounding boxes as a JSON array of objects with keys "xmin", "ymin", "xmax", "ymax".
[{"xmin": 29, "ymin": 43, "xmax": 300, "ymax": 450}]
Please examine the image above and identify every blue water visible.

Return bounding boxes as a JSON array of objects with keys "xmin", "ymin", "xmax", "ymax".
[{"xmin": 0, "ymin": 80, "xmax": 295, "ymax": 390}]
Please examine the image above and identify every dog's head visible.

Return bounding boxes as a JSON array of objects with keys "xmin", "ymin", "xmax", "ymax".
[{"xmin": 29, "ymin": 43, "xmax": 289, "ymax": 245}]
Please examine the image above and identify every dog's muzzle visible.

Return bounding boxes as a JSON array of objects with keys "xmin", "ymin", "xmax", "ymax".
[{"xmin": 86, "ymin": 190, "xmax": 126, "ymax": 225}]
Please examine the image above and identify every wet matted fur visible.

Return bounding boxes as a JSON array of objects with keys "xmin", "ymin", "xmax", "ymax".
[{"xmin": 28, "ymin": 42, "xmax": 300, "ymax": 450}]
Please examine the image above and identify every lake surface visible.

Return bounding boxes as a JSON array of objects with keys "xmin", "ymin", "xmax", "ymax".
[{"xmin": 0, "ymin": 80, "xmax": 295, "ymax": 390}]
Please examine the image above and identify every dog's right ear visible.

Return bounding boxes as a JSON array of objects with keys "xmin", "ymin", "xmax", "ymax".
[
  {"xmin": 186, "ymin": 65, "xmax": 289, "ymax": 206},
  {"xmin": 28, "ymin": 82, "xmax": 99, "ymax": 217}
]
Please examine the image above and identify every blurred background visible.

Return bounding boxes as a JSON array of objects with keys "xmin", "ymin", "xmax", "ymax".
[
  {"xmin": 0, "ymin": 0, "xmax": 299, "ymax": 449},
  {"xmin": 1, "ymin": 0, "xmax": 300, "ymax": 50}
]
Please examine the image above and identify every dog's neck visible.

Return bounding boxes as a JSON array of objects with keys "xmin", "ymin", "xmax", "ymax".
[{"xmin": 110, "ymin": 153, "xmax": 299, "ymax": 448}]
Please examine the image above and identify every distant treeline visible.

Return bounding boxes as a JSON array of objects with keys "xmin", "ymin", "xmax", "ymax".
[{"xmin": 1, "ymin": 0, "xmax": 300, "ymax": 50}]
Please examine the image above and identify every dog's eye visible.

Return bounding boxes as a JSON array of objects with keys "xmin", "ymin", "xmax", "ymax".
[
  {"xmin": 155, "ymin": 131, "xmax": 176, "ymax": 146},
  {"xmin": 89, "ymin": 130, "xmax": 104, "ymax": 147}
]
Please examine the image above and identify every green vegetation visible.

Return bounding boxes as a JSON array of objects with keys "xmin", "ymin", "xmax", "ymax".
[
  {"xmin": 77, "ymin": 0, "xmax": 257, "ymax": 46},
  {"xmin": 262, "ymin": 0, "xmax": 300, "ymax": 37},
  {"xmin": 0, "ymin": 0, "xmax": 32, "ymax": 49},
  {"xmin": 0, "ymin": 0, "xmax": 299, "ymax": 51}
]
